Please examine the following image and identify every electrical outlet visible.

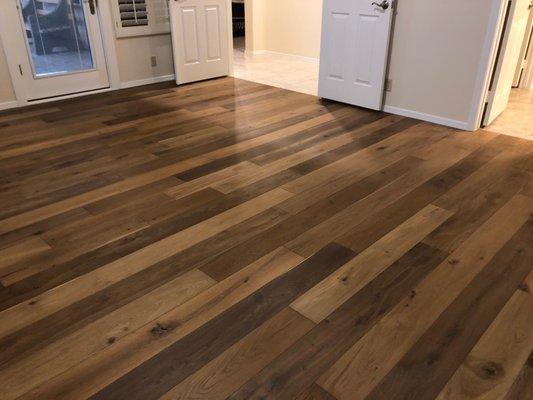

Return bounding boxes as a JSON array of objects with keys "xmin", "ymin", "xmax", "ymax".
[
  {"xmin": 151, "ymin": 56, "xmax": 157, "ymax": 67},
  {"xmin": 385, "ymin": 78, "xmax": 392, "ymax": 92}
]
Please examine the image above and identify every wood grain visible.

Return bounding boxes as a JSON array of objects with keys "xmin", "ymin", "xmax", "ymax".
[{"xmin": 0, "ymin": 77, "xmax": 530, "ymax": 400}]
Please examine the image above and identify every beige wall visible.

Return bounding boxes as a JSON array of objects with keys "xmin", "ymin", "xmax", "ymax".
[
  {"xmin": 248, "ymin": 0, "xmax": 323, "ymax": 59},
  {"xmin": 115, "ymin": 34, "xmax": 175, "ymax": 84},
  {"xmin": 0, "ymin": 38, "xmax": 16, "ymax": 104},
  {"xmin": 384, "ymin": 0, "xmax": 495, "ymax": 124}
]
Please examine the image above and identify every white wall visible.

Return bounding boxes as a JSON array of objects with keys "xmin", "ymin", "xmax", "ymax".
[
  {"xmin": 247, "ymin": 0, "xmax": 323, "ymax": 59},
  {"xmin": 115, "ymin": 34, "xmax": 175, "ymax": 84},
  {"xmin": 383, "ymin": 0, "xmax": 497, "ymax": 128}
]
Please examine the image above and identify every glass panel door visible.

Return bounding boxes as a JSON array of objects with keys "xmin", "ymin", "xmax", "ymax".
[
  {"xmin": 19, "ymin": 0, "xmax": 95, "ymax": 77},
  {"xmin": 0, "ymin": 0, "xmax": 109, "ymax": 101}
]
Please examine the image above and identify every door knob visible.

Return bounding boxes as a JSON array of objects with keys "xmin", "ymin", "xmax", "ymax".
[{"xmin": 372, "ymin": 1, "xmax": 390, "ymax": 10}]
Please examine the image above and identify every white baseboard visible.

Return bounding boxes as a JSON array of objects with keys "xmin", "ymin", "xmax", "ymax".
[
  {"xmin": 383, "ymin": 105, "xmax": 470, "ymax": 131},
  {"xmin": 121, "ymin": 74, "xmax": 176, "ymax": 89},
  {"xmin": 0, "ymin": 101, "xmax": 19, "ymax": 112},
  {"xmin": 248, "ymin": 50, "xmax": 319, "ymax": 64}
]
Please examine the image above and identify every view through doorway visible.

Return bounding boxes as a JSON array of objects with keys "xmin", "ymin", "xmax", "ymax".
[{"xmin": 230, "ymin": 0, "xmax": 320, "ymax": 96}]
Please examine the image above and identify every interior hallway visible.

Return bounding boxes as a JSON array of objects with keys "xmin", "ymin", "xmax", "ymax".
[{"xmin": 232, "ymin": 36, "xmax": 319, "ymax": 96}]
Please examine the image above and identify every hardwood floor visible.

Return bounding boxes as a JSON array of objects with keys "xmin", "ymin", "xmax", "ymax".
[{"xmin": 0, "ymin": 77, "xmax": 531, "ymax": 400}]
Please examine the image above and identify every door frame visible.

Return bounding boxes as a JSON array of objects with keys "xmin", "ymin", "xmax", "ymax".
[
  {"xmin": 0, "ymin": 0, "xmax": 121, "ymax": 107},
  {"xmin": 467, "ymin": 0, "xmax": 532, "ymax": 130}
]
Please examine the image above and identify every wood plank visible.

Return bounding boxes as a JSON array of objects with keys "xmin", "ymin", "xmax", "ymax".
[
  {"xmin": 366, "ymin": 217, "xmax": 533, "ymax": 400},
  {"xmin": 291, "ymin": 204, "xmax": 452, "ymax": 323},
  {"xmin": 0, "ymin": 156, "xmax": 212, "ymax": 234},
  {"xmin": 285, "ymin": 140, "xmax": 471, "ymax": 257},
  {"xmin": 0, "ymin": 269, "xmax": 216, "ymax": 400},
  {"xmin": 435, "ymin": 270, "xmax": 533, "ymax": 400},
  {"xmin": 0, "ymin": 208, "xmax": 289, "ymax": 367},
  {"xmin": 158, "ymin": 308, "xmax": 315, "ymax": 400},
  {"xmin": 19, "ymin": 246, "xmax": 343, "ymax": 400},
  {"xmin": 0, "ymin": 237, "xmax": 51, "ymax": 276},
  {"xmin": 0, "ymin": 188, "xmax": 293, "ymax": 339},
  {"xmin": 317, "ymin": 194, "xmax": 533, "ymax": 400},
  {"xmin": 200, "ymin": 157, "xmax": 415, "ymax": 282},
  {"xmin": 503, "ymin": 352, "xmax": 533, "ymax": 400},
  {"xmin": 88, "ymin": 243, "xmax": 355, "ymax": 400},
  {"xmin": 229, "ymin": 242, "xmax": 448, "ymax": 400},
  {"xmin": 337, "ymin": 136, "xmax": 505, "ymax": 253}
]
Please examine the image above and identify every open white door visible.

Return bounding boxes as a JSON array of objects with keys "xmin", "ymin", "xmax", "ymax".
[
  {"xmin": 169, "ymin": 0, "xmax": 230, "ymax": 85},
  {"xmin": 483, "ymin": 0, "xmax": 531, "ymax": 126},
  {"xmin": 318, "ymin": 0, "xmax": 394, "ymax": 110}
]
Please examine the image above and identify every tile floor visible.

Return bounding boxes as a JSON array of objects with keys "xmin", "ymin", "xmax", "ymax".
[
  {"xmin": 485, "ymin": 88, "xmax": 533, "ymax": 140},
  {"xmin": 232, "ymin": 36, "xmax": 319, "ymax": 96}
]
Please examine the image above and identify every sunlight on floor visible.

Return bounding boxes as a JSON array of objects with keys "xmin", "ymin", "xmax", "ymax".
[
  {"xmin": 486, "ymin": 89, "xmax": 533, "ymax": 140},
  {"xmin": 232, "ymin": 37, "xmax": 319, "ymax": 96}
]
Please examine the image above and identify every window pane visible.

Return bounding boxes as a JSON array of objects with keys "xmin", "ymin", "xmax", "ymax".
[{"xmin": 19, "ymin": 0, "xmax": 94, "ymax": 77}]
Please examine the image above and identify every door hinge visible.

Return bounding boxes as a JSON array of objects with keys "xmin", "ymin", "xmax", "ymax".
[{"xmin": 18, "ymin": 65, "xmax": 23, "ymax": 76}]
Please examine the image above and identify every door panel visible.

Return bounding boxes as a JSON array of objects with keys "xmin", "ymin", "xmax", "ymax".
[
  {"xmin": 484, "ymin": 0, "xmax": 531, "ymax": 125},
  {"xmin": 354, "ymin": 15, "xmax": 378, "ymax": 85},
  {"xmin": 0, "ymin": 0, "xmax": 109, "ymax": 101},
  {"xmin": 182, "ymin": 7, "xmax": 200, "ymax": 64},
  {"xmin": 319, "ymin": 0, "xmax": 394, "ymax": 110},
  {"xmin": 205, "ymin": 6, "xmax": 222, "ymax": 60},
  {"xmin": 170, "ymin": 0, "xmax": 230, "ymax": 84},
  {"xmin": 324, "ymin": 12, "xmax": 350, "ymax": 82}
]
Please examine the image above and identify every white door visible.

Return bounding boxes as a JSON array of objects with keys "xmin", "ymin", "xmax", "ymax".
[
  {"xmin": 318, "ymin": 0, "xmax": 394, "ymax": 110},
  {"xmin": 483, "ymin": 0, "xmax": 531, "ymax": 125},
  {"xmin": 0, "ymin": 0, "xmax": 109, "ymax": 101},
  {"xmin": 169, "ymin": 0, "xmax": 230, "ymax": 85}
]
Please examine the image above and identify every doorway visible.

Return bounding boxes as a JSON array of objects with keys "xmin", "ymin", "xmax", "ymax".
[
  {"xmin": 481, "ymin": 0, "xmax": 533, "ymax": 139},
  {"xmin": 230, "ymin": 0, "xmax": 321, "ymax": 96},
  {"xmin": 0, "ymin": 0, "xmax": 110, "ymax": 102}
]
